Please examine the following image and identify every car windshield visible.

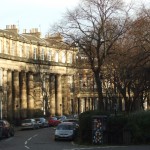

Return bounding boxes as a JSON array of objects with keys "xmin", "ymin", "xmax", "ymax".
[
  {"xmin": 35, "ymin": 118, "xmax": 40, "ymax": 121},
  {"xmin": 51, "ymin": 117, "xmax": 57, "ymax": 120},
  {"xmin": 64, "ymin": 119, "xmax": 78, "ymax": 123},
  {"xmin": 57, "ymin": 124, "xmax": 74, "ymax": 130},
  {"xmin": 22, "ymin": 120, "xmax": 31, "ymax": 123}
]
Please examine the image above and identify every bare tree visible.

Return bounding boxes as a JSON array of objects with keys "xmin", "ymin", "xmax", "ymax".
[
  {"xmin": 107, "ymin": 6, "xmax": 150, "ymax": 112},
  {"xmin": 34, "ymin": 57, "xmax": 50, "ymax": 117},
  {"xmin": 49, "ymin": 0, "xmax": 131, "ymax": 111}
]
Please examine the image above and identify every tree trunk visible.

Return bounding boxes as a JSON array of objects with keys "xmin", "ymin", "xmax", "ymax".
[{"xmin": 94, "ymin": 72, "xmax": 104, "ymax": 111}]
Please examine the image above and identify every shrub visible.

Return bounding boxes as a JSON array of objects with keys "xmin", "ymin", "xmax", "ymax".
[
  {"xmin": 78, "ymin": 110, "xmax": 150, "ymax": 145},
  {"xmin": 125, "ymin": 111, "xmax": 150, "ymax": 144}
]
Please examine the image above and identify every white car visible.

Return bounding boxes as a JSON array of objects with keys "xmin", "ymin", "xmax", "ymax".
[
  {"xmin": 54, "ymin": 122, "xmax": 78, "ymax": 141},
  {"xmin": 35, "ymin": 117, "xmax": 49, "ymax": 128},
  {"xmin": 21, "ymin": 119, "xmax": 39, "ymax": 130}
]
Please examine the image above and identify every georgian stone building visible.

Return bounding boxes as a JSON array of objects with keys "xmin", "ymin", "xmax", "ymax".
[
  {"xmin": 1, "ymin": 25, "xmax": 148, "ymax": 121},
  {"xmin": 0, "ymin": 25, "xmax": 97, "ymax": 121}
]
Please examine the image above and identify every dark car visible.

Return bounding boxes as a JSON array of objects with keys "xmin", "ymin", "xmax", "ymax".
[
  {"xmin": 48, "ymin": 117, "xmax": 61, "ymax": 127},
  {"xmin": 0, "ymin": 120, "xmax": 15, "ymax": 138},
  {"xmin": 63, "ymin": 119, "xmax": 79, "ymax": 128}
]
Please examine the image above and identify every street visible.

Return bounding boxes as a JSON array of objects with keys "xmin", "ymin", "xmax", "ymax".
[{"xmin": 0, "ymin": 127, "xmax": 149, "ymax": 150}]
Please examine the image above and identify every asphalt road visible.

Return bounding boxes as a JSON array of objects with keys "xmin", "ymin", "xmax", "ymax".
[{"xmin": 0, "ymin": 127, "xmax": 149, "ymax": 150}]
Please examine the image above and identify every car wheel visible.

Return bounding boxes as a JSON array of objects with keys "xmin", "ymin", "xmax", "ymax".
[
  {"xmin": 10, "ymin": 129, "xmax": 15, "ymax": 136},
  {"xmin": 0, "ymin": 129, "xmax": 2, "ymax": 139},
  {"xmin": 6, "ymin": 131, "xmax": 11, "ymax": 138},
  {"xmin": 32, "ymin": 125, "xmax": 36, "ymax": 130}
]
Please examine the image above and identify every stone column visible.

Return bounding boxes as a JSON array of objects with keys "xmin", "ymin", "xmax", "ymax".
[
  {"xmin": 79, "ymin": 98, "xmax": 83, "ymax": 113},
  {"xmin": 84, "ymin": 97, "xmax": 87, "ymax": 111},
  {"xmin": 77, "ymin": 98, "xmax": 80, "ymax": 114},
  {"xmin": 44, "ymin": 74, "xmax": 50, "ymax": 116},
  {"xmin": 90, "ymin": 98, "xmax": 93, "ymax": 110},
  {"xmin": 74, "ymin": 98, "xmax": 78, "ymax": 114},
  {"xmin": 50, "ymin": 74, "xmax": 55, "ymax": 116},
  {"xmin": 27, "ymin": 72, "xmax": 34, "ymax": 118},
  {"xmin": 20, "ymin": 71, "xmax": 27, "ymax": 118},
  {"xmin": 3, "ymin": 69, "xmax": 8, "ymax": 118},
  {"xmin": 92, "ymin": 97, "xmax": 95, "ymax": 110},
  {"xmin": 62, "ymin": 75, "xmax": 70, "ymax": 115},
  {"xmin": 7, "ymin": 70, "xmax": 13, "ymax": 120},
  {"xmin": 13, "ymin": 70, "xmax": 20, "ymax": 119},
  {"xmin": 88, "ymin": 98, "xmax": 91, "ymax": 110},
  {"xmin": 56, "ymin": 74, "xmax": 62, "ymax": 116}
]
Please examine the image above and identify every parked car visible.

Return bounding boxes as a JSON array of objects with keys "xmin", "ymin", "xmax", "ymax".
[
  {"xmin": 54, "ymin": 122, "xmax": 78, "ymax": 141},
  {"xmin": 35, "ymin": 117, "xmax": 49, "ymax": 128},
  {"xmin": 63, "ymin": 119, "xmax": 79, "ymax": 128},
  {"xmin": 57, "ymin": 115, "xmax": 67, "ymax": 122},
  {"xmin": 21, "ymin": 119, "xmax": 39, "ymax": 130},
  {"xmin": 48, "ymin": 117, "xmax": 61, "ymax": 127},
  {"xmin": 0, "ymin": 120, "xmax": 15, "ymax": 138}
]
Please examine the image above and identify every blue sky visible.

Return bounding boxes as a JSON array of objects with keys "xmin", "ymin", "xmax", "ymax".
[
  {"xmin": 0, "ymin": 0, "xmax": 80, "ymax": 37},
  {"xmin": 0, "ymin": 0, "xmax": 149, "ymax": 37}
]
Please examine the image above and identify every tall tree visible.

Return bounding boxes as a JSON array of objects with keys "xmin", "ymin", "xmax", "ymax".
[
  {"xmin": 50, "ymin": 0, "xmax": 131, "ymax": 111},
  {"xmin": 108, "ymin": 6, "xmax": 150, "ymax": 112}
]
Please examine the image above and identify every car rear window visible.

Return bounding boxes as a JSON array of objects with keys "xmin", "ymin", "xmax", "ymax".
[{"xmin": 57, "ymin": 124, "xmax": 74, "ymax": 130}]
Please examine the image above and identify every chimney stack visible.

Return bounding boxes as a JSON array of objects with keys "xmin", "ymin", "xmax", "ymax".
[
  {"xmin": 29, "ymin": 28, "xmax": 41, "ymax": 38},
  {"xmin": 5, "ymin": 24, "xmax": 18, "ymax": 34}
]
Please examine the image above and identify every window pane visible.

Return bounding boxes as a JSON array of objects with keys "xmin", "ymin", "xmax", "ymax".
[
  {"xmin": 47, "ymin": 50, "xmax": 51, "ymax": 61},
  {"xmin": 41, "ymin": 48, "xmax": 44, "ymax": 60},
  {"xmin": 55, "ymin": 52, "xmax": 58, "ymax": 62},
  {"xmin": 68, "ymin": 53, "xmax": 72, "ymax": 64},
  {"xmin": 26, "ymin": 46, "xmax": 30, "ymax": 58},
  {"xmin": 20, "ymin": 45, "xmax": 23, "ymax": 57},
  {"xmin": 62, "ymin": 52, "xmax": 66, "ymax": 63},
  {"xmin": 5, "ymin": 41, "xmax": 9, "ymax": 54},
  {"xmin": 33, "ymin": 48, "xmax": 36, "ymax": 59},
  {"xmin": 11, "ymin": 42, "xmax": 15, "ymax": 56}
]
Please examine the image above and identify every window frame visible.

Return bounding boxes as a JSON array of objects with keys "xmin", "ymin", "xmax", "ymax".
[
  {"xmin": 41, "ymin": 48, "xmax": 45, "ymax": 60},
  {"xmin": 33, "ymin": 47, "xmax": 37, "ymax": 60}
]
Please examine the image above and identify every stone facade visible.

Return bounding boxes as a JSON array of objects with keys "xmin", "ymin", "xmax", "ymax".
[{"xmin": 0, "ymin": 25, "xmax": 97, "ymax": 120}]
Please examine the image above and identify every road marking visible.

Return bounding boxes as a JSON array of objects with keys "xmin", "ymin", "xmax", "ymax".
[
  {"xmin": 33, "ymin": 134, "xmax": 38, "ymax": 137},
  {"xmin": 25, "ymin": 145, "xmax": 30, "ymax": 149},
  {"xmin": 24, "ymin": 134, "xmax": 38, "ymax": 150},
  {"xmin": 25, "ymin": 141, "xmax": 28, "ymax": 145},
  {"xmin": 28, "ymin": 137, "xmax": 32, "ymax": 141}
]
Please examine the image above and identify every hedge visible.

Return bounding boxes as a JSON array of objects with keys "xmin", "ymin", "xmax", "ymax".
[{"xmin": 78, "ymin": 110, "xmax": 150, "ymax": 145}]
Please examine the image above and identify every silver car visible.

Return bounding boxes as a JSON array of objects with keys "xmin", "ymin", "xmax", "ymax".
[
  {"xmin": 35, "ymin": 117, "xmax": 48, "ymax": 128},
  {"xmin": 54, "ymin": 122, "xmax": 77, "ymax": 141},
  {"xmin": 21, "ymin": 119, "xmax": 39, "ymax": 130}
]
